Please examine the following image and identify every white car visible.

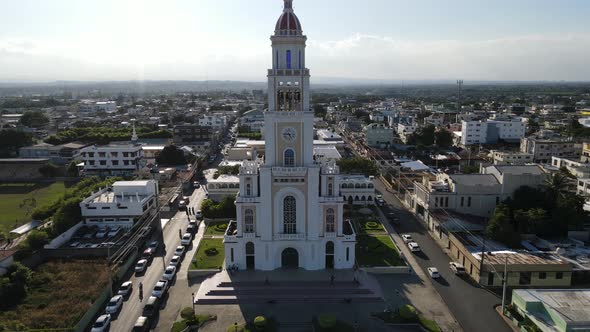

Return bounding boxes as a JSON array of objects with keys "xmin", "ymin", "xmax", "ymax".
[
  {"xmin": 408, "ymin": 242, "xmax": 421, "ymax": 252},
  {"xmin": 135, "ymin": 259, "xmax": 148, "ymax": 273},
  {"xmin": 427, "ymin": 267, "xmax": 440, "ymax": 279},
  {"xmin": 90, "ymin": 314, "xmax": 111, "ymax": 332},
  {"xmin": 401, "ymin": 234, "xmax": 413, "ymax": 243},
  {"xmin": 169, "ymin": 255, "xmax": 181, "ymax": 267},
  {"xmin": 117, "ymin": 281, "xmax": 133, "ymax": 297},
  {"xmin": 449, "ymin": 262, "xmax": 466, "ymax": 275},
  {"xmin": 107, "ymin": 227, "xmax": 121, "ymax": 238},
  {"xmin": 180, "ymin": 233, "xmax": 192, "ymax": 246},
  {"xmin": 151, "ymin": 280, "xmax": 169, "ymax": 298},
  {"xmin": 105, "ymin": 295, "xmax": 123, "ymax": 314},
  {"xmin": 162, "ymin": 265, "xmax": 177, "ymax": 281},
  {"xmin": 174, "ymin": 246, "xmax": 185, "ymax": 257}
]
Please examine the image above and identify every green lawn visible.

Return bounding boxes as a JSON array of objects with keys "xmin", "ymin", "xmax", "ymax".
[
  {"xmin": 204, "ymin": 221, "xmax": 228, "ymax": 236},
  {"xmin": 0, "ymin": 182, "xmax": 66, "ymax": 232},
  {"xmin": 357, "ymin": 218, "xmax": 387, "ymax": 234},
  {"xmin": 191, "ymin": 238, "xmax": 225, "ymax": 269},
  {"xmin": 356, "ymin": 234, "xmax": 405, "ymax": 267}
]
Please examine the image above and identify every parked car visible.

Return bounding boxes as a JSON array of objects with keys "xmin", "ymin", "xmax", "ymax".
[
  {"xmin": 195, "ymin": 210, "xmax": 203, "ymax": 220},
  {"xmin": 162, "ymin": 265, "xmax": 177, "ymax": 281},
  {"xmin": 182, "ymin": 196, "xmax": 190, "ymax": 204},
  {"xmin": 142, "ymin": 296, "xmax": 160, "ymax": 318},
  {"xmin": 401, "ymin": 234, "xmax": 413, "ymax": 243},
  {"xmin": 141, "ymin": 248, "xmax": 154, "ymax": 262},
  {"xmin": 408, "ymin": 242, "xmax": 421, "ymax": 252},
  {"xmin": 427, "ymin": 267, "xmax": 440, "ymax": 279},
  {"xmin": 135, "ymin": 259, "xmax": 148, "ymax": 273},
  {"xmin": 151, "ymin": 280, "xmax": 169, "ymax": 298},
  {"xmin": 193, "ymin": 181, "xmax": 200, "ymax": 189},
  {"xmin": 147, "ymin": 240, "xmax": 159, "ymax": 251},
  {"xmin": 181, "ymin": 233, "xmax": 192, "ymax": 246},
  {"xmin": 90, "ymin": 314, "xmax": 111, "ymax": 332},
  {"xmin": 188, "ymin": 220, "xmax": 197, "ymax": 227},
  {"xmin": 169, "ymin": 255, "xmax": 181, "ymax": 267},
  {"xmin": 83, "ymin": 228, "xmax": 99, "ymax": 239},
  {"xmin": 174, "ymin": 246, "xmax": 185, "ymax": 258},
  {"xmin": 449, "ymin": 262, "xmax": 466, "ymax": 275},
  {"xmin": 178, "ymin": 200, "xmax": 187, "ymax": 211},
  {"xmin": 376, "ymin": 197, "xmax": 385, "ymax": 206},
  {"xmin": 118, "ymin": 281, "xmax": 133, "ymax": 297},
  {"xmin": 132, "ymin": 316, "xmax": 150, "ymax": 332},
  {"xmin": 187, "ymin": 224, "xmax": 197, "ymax": 234},
  {"xmin": 107, "ymin": 227, "xmax": 122, "ymax": 238},
  {"xmin": 105, "ymin": 295, "xmax": 123, "ymax": 314},
  {"xmin": 69, "ymin": 241, "xmax": 81, "ymax": 248}
]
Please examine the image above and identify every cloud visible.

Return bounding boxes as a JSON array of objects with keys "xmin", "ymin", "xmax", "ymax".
[{"xmin": 1, "ymin": 33, "xmax": 590, "ymax": 81}]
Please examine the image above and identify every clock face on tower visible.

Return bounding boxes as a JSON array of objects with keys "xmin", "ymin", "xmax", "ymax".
[{"xmin": 282, "ymin": 127, "xmax": 297, "ymax": 142}]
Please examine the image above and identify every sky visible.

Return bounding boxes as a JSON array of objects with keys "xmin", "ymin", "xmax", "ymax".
[{"xmin": 1, "ymin": 0, "xmax": 590, "ymax": 82}]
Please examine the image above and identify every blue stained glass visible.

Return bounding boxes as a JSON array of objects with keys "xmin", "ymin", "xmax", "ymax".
[{"xmin": 286, "ymin": 50, "xmax": 292, "ymax": 69}]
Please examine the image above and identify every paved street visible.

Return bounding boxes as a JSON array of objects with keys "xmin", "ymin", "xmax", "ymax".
[
  {"xmin": 374, "ymin": 180, "xmax": 511, "ymax": 332},
  {"xmin": 109, "ymin": 186, "xmax": 207, "ymax": 332}
]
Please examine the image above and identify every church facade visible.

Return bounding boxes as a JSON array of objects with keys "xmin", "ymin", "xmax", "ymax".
[{"xmin": 223, "ymin": 0, "xmax": 356, "ymax": 270}]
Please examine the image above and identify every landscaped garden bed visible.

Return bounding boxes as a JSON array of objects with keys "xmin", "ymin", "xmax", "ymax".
[
  {"xmin": 225, "ymin": 315, "xmax": 277, "ymax": 332},
  {"xmin": 204, "ymin": 221, "xmax": 229, "ymax": 236},
  {"xmin": 190, "ymin": 238, "xmax": 225, "ymax": 269},
  {"xmin": 0, "ymin": 259, "xmax": 109, "ymax": 331},
  {"xmin": 171, "ymin": 308, "xmax": 216, "ymax": 332},
  {"xmin": 356, "ymin": 234, "xmax": 405, "ymax": 266},
  {"xmin": 357, "ymin": 218, "xmax": 387, "ymax": 234},
  {"xmin": 373, "ymin": 305, "xmax": 441, "ymax": 332}
]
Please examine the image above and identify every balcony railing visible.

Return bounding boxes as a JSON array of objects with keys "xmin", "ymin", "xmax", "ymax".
[
  {"xmin": 272, "ymin": 167, "xmax": 307, "ymax": 176},
  {"xmin": 319, "ymin": 196, "xmax": 344, "ymax": 203},
  {"xmin": 274, "ymin": 233, "xmax": 305, "ymax": 241},
  {"xmin": 325, "ymin": 232, "xmax": 336, "ymax": 239},
  {"xmin": 243, "ymin": 232, "xmax": 256, "ymax": 239}
]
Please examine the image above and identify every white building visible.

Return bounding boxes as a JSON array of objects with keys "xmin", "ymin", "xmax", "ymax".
[
  {"xmin": 461, "ymin": 118, "xmax": 526, "ymax": 145},
  {"xmin": 79, "ymin": 101, "xmax": 117, "ymax": 115},
  {"xmin": 364, "ymin": 123, "xmax": 394, "ymax": 148},
  {"xmin": 240, "ymin": 110, "xmax": 265, "ymax": 132},
  {"xmin": 490, "ymin": 150, "xmax": 534, "ymax": 165},
  {"xmin": 80, "ymin": 180, "xmax": 158, "ymax": 229},
  {"xmin": 396, "ymin": 123, "xmax": 417, "ymax": 144},
  {"xmin": 80, "ymin": 144, "xmax": 145, "ymax": 177},
  {"xmin": 224, "ymin": 0, "xmax": 356, "ymax": 271},
  {"xmin": 339, "ymin": 175, "xmax": 376, "ymax": 205},
  {"xmin": 199, "ymin": 114, "xmax": 228, "ymax": 129},
  {"xmin": 521, "ymin": 137, "xmax": 580, "ymax": 163},
  {"xmin": 206, "ymin": 175, "xmax": 240, "ymax": 201}
]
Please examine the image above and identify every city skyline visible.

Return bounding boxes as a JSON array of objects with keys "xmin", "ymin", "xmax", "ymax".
[{"xmin": 1, "ymin": 0, "xmax": 590, "ymax": 82}]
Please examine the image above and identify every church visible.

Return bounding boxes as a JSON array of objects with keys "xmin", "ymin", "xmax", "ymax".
[{"xmin": 223, "ymin": 0, "xmax": 356, "ymax": 270}]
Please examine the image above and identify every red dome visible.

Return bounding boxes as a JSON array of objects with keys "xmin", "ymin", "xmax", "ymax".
[{"xmin": 275, "ymin": 0, "xmax": 302, "ymax": 34}]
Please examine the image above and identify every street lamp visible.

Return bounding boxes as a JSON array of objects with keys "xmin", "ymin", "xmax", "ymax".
[{"xmin": 191, "ymin": 292, "xmax": 196, "ymax": 315}]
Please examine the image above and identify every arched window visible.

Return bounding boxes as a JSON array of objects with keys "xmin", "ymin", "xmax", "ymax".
[
  {"xmin": 286, "ymin": 50, "xmax": 292, "ymax": 69},
  {"xmin": 325, "ymin": 208, "xmax": 335, "ymax": 232},
  {"xmin": 244, "ymin": 209, "xmax": 254, "ymax": 233},
  {"xmin": 284, "ymin": 149, "xmax": 295, "ymax": 167},
  {"xmin": 355, "ymin": 196, "xmax": 359, "ymax": 201},
  {"xmin": 368, "ymin": 183, "xmax": 374, "ymax": 188},
  {"xmin": 361, "ymin": 183, "xmax": 367, "ymax": 189},
  {"xmin": 246, "ymin": 183, "xmax": 251, "ymax": 196},
  {"xmin": 361, "ymin": 195, "xmax": 366, "ymax": 201},
  {"xmin": 283, "ymin": 196, "xmax": 296, "ymax": 234},
  {"xmin": 355, "ymin": 183, "xmax": 361, "ymax": 189},
  {"xmin": 367, "ymin": 195, "xmax": 373, "ymax": 201},
  {"xmin": 327, "ymin": 183, "xmax": 333, "ymax": 196},
  {"xmin": 341, "ymin": 183, "xmax": 347, "ymax": 189}
]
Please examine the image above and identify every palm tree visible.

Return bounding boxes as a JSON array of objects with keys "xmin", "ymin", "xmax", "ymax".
[{"xmin": 544, "ymin": 172, "xmax": 568, "ymax": 199}]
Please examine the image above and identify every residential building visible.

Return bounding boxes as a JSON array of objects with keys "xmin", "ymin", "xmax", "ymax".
[
  {"xmin": 141, "ymin": 145, "xmax": 165, "ymax": 165},
  {"xmin": 510, "ymin": 289, "xmax": 590, "ymax": 332},
  {"xmin": 80, "ymin": 180, "xmax": 159, "ymax": 229},
  {"xmin": 460, "ymin": 118, "xmax": 526, "ymax": 146},
  {"xmin": 206, "ymin": 175, "xmax": 240, "ymax": 201},
  {"xmin": 173, "ymin": 124, "xmax": 213, "ymax": 146},
  {"xmin": 581, "ymin": 142, "xmax": 590, "ymax": 163},
  {"xmin": 240, "ymin": 109, "xmax": 265, "ymax": 132},
  {"xmin": 79, "ymin": 144, "xmax": 144, "ymax": 177},
  {"xmin": 79, "ymin": 101, "xmax": 117, "ymax": 115},
  {"xmin": 364, "ymin": 123, "xmax": 394, "ymax": 148},
  {"xmin": 199, "ymin": 114, "xmax": 227, "ymax": 129},
  {"xmin": 339, "ymin": 175, "xmax": 376, "ymax": 205},
  {"xmin": 521, "ymin": 137, "xmax": 580, "ymax": 163},
  {"xmin": 551, "ymin": 156, "xmax": 590, "ymax": 178},
  {"xmin": 449, "ymin": 232, "xmax": 572, "ymax": 287},
  {"xmin": 19, "ymin": 142, "xmax": 87, "ymax": 165},
  {"xmin": 223, "ymin": 1, "xmax": 356, "ymax": 271},
  {"xmin": 396, "ymin": 122, "xmax": 417, "ymax": 144},
  {"xmin": 490, "ymin": 150, "xmax": 534, "ymax": 165}
]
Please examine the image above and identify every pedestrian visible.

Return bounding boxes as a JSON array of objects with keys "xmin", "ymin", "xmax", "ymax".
[
  {"xmin": 179, "ymin": 229, "xmax": 182, "ymax": 239},
  {"xmin": 330, "ymin": 274, "xmax": 335, "ymax": 285},
  {"xmin": 139, "ymin": 282, "xmax": 144, "ymax": 301}
]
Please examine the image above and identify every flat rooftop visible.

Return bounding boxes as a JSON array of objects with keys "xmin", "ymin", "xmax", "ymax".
[
  {"xmin": 450, "ymin": 174, "xmax": 499, "ymax": 186},
  {"xmin": 493, "ymin": 164, "xmax": 546, "ymax": 175},
  {"xmin": 515, "ymin": 289, "xmax": 590, "ymax": 324}
]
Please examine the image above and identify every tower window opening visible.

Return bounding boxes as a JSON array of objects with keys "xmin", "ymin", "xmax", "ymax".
[
  {"xmin": 284, "ymin": 149, "xmax": 295, "ymax": 167},
  {"xmin": 283, "ymin": 196, "xmax": 297, "ymax": 234},
  {"xmin": 286, "ymin": 50, "xmax": 292, "ymax": 69}
]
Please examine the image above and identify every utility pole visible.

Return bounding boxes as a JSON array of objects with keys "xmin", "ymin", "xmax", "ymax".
[
  {"xmin": 479, "ymin": 236, "xmax": 486, "ymax": 285},
  {"xmin": 501, "ymin": 255, "xmax": 508, "ymax": 314},
  {"xmin": 457, "ymin": 80, "xmax": 464, "ymax": 114}
]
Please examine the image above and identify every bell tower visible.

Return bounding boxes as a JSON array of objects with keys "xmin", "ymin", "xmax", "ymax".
[{"xmin": 265, "ymin": 0, "xmax": 313, "ymax": 167}]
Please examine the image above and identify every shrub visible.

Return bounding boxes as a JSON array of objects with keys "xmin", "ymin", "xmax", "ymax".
[
  {"xmin": 180, "ymin": 307, "xmax": 195, "ymax": 322},
  {"xmin": 25, "ymin": 230, "xmax": 49, "ymax": 250},
  {"xmin": 254, "ymin": 316, "xmax": 266, "ymax": 330},
  {"xmin": 318, "ymin": 314, "xmax": 337, "ymax": 329},
  {"xmin": 205, "ymin": 248, "xmax": 219, "ymax": 256},
  {"xmin": 399, "ymin": 305, "xmax": 418, "ymax": 322}
]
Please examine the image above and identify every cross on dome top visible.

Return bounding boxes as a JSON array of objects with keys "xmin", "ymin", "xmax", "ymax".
[{"xmin": 284, "ymin": 0, "xmax": 293, "ymax": 11}]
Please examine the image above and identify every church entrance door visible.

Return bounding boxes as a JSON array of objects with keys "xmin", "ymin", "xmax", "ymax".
[{"xmin": 281, "ymin": 247, "xmax": 299, "ymax": 269}]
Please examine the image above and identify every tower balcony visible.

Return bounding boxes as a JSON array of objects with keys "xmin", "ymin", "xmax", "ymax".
[
  {"xmin": 319, "ymin": 196, "xmax": 344, "ymax": 203},
  {"xmin": 272, "ymin": 167, "xmax": 307, "ymax": 176},
  {"xmin": 268, "ymin": 68, "xmax": 309, "ymax": 76}
]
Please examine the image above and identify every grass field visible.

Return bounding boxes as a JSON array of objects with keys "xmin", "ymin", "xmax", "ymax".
[
  {"xmin": 191, "ymin": 238, "xmax": 225, "ymax": 270},
  {"xmin": 356, "ymin": 234, "xmax": 405, "ymax": 267},
  {"xmin": 0, "ymin": 259, "xmax": 109, "ymax": 331},
  {"xmin": 0, "ymin": 182, "xmax": 67, "ymax": 233}
]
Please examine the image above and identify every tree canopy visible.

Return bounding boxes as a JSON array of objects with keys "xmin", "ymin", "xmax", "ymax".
[
  {"xmin": 337, "ymin": 157, "xmax": 379, "ymax": 176},
  {"xmin": 19, "ymin": 111, "xmax": 50, "ymax": 128},
  {"xmin": 156, "ymin": 145, "xmax": 187, "ymax": 166}
]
